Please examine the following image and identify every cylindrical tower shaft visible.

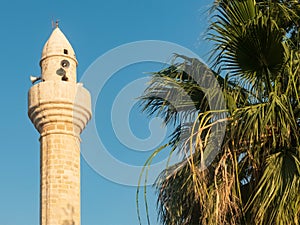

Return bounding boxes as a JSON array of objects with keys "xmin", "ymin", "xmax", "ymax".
[{"xmin": 40, "ymin": 133, "xmax": 80, "ymax": 225}]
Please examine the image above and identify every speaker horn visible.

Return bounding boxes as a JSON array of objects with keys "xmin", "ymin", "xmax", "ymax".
[{"xmin": 30, "ymin": 76, "xmax": 41, "ymax": 84}]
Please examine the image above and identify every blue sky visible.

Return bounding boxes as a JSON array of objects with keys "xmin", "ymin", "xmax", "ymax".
[{"xmin": 0, "ymin": 0, "xmax": 213, "ymax": 224}]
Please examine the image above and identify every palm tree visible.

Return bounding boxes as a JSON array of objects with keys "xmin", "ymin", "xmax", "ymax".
[{"xmin": 138, "ymin": 0, "xmax": 300, "ymax": 224}]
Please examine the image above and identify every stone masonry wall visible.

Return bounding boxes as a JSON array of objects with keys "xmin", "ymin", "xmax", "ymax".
[{"xmin": 40, "ymin": 127, "xmax": 80, "ymax": 225}]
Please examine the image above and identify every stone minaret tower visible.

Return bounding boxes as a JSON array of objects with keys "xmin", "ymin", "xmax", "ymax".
[{"xmin": 28, "ymin": 25, "xmax": 92, "ymax": 225}]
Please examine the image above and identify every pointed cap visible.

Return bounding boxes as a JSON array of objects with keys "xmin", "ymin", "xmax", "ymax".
[{"xmin": 40, "ymin": 27, "xmax": 77, "ymax": 64}]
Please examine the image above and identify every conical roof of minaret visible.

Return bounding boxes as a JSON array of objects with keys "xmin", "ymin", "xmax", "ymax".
[{"xmin": 40, "ymin": 27, "xmax": 77, "ymax": 64}]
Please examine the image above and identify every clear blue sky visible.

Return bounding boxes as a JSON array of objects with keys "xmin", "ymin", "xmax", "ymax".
[{"xmin": 0, "ymin": 0, "xmax": 213, "ymax": 224}]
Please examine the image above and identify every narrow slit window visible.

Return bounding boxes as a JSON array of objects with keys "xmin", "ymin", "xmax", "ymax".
[{"xmin": 64, "ymin": 49, "xmax": 68, "ymax": 55}]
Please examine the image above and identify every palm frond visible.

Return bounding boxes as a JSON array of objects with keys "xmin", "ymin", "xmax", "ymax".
[{"xmin": 137, "ymin": 1, "xmax": 300, "ymax": 224}]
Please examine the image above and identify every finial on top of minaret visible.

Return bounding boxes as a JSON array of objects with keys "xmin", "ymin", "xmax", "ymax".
[{"xmin": 51, "ymin": 19, "xmax": 60, "ymax": 29}]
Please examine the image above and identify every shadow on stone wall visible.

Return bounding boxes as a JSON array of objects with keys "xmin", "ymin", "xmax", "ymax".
[
  {"xmin": 62, "ymin": 204, "xmax": 75, "ymax": 225},
  {"xmin": 62, "ymin": 220, "xmax": 75, "ymax": 225}
]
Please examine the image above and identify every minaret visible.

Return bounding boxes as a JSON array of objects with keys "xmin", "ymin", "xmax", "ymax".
[{"xmin": 28, "ymin": 25, "xmax": 91, "ymax": 225}]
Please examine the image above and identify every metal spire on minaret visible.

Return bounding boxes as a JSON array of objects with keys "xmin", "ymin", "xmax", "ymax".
[{"xmin": 51, "ymin": 19, "xmax": 60, "ymax": 29}]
